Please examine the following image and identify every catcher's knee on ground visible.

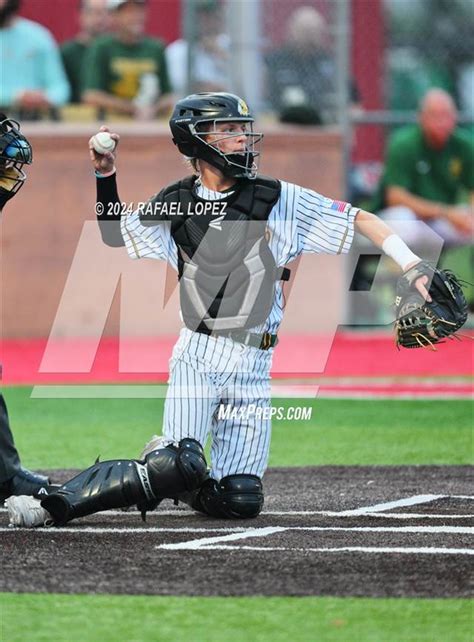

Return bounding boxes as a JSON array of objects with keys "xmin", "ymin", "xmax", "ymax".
[
  {"xmin": 188, "ymin": 474, "xmax": 264, "ymax": 519},
  {"xmin": 41, "ymin": 438, "xmax": 207, "ymax": 526}
]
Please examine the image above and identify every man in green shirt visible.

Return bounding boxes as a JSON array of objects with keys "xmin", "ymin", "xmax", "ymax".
[
  {"xmin": 82, "ymin": 0, "xmax": 173, "ymax": 119},
  {"xmin": 377, "ymin": 89, "xmax": 473, "ymax": 246},
  {"xmin": 60, "ymin": 0, "xmax": 110, "ymax": 105}
]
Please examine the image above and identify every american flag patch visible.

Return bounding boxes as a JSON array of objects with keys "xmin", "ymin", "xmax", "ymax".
[{"xmin": 330, "ymin": 200, "xmax": 347, "ymax": 212}]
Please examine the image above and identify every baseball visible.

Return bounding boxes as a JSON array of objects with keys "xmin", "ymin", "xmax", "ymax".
[{"xmin": 91, "ymin": 132, "xmax": 116, "ymax": 155}]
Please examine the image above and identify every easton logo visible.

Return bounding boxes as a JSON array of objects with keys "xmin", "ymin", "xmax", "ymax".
[
  {"xmin": 135, "ymin": 463, "xmax": 155, "ymax": 500},
  {"xmin": 209, "ymin": 215, "xmax": 225, "ymax": 231}
]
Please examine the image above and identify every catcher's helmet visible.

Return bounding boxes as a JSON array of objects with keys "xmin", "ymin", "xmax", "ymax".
[
  {"xmin": 169, "ymin": 92, "xmax": 262, "ymax": 180},
  {"xmin": 0, "ymin": 114, "xmax": 32, "ymax": 200}
]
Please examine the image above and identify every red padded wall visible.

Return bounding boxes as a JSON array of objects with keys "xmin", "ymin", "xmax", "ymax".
[{"xmin": 19, "ymin": 0, "xmax": 180, "ymax": 44}]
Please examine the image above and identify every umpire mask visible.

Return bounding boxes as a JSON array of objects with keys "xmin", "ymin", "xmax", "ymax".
[{"xmin": 0, "ymin": 114, "xmax": 32, "ymax": 208}]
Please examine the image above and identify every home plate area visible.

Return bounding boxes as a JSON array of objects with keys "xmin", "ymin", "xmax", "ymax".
[{"xmin": 1, "ymin": 466, "xmax": 472, "ymax": 598}]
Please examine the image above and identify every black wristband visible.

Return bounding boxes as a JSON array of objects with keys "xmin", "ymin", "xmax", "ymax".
[
  {"xmin": 96, "ymin": 173, "xmax": 120, "ymax": 221},
  {"xmin": 95, "ymin": 173, "xmax": 125, "ymax": 246}
]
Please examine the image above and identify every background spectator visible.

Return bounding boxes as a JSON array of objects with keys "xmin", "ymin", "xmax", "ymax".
[
  {"xmin": 265, "ymin": 5, "xmax": 359, "ymax": 125},
  {"xmin": 0, "ymin": 0, "xmax": 70, "ymax": 120},
  {"xmin": 82, "ymin": 0, "xmax": 173, "ymax": 120},
  {"xmin": 165, "ymin": 0, "xmax": 230, "ymax": 97},
  {"xmin": 373, "ymin": 89, "xmax": 473, "ymax": 247},
  {"xmin": 386, "ymin": 0, "xmax": 473, "ymax": 112},
  {"xmin": 60, "ymin": 0, "xmax": 110, "ymax": 105}
]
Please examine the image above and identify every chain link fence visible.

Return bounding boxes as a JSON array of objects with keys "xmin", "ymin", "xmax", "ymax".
[
  {"xmin": 181, "ymin": 0, "xmax": 473, "ymax": 166},
  {"xmin": 350, "ymin": 0, "xmax": 473, "ymax": 203},
  {"xmin": 384, "ymin": 0, "xmax": 473, "ymax": 114},
  {"xmin": 181, "ymin": 0, "xmax": 346, "ymax": 123}
]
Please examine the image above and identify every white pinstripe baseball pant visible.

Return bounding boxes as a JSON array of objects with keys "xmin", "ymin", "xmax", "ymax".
[{"xmin": 162, "ymin": 328, "xmax": 274, "ymax": 480}]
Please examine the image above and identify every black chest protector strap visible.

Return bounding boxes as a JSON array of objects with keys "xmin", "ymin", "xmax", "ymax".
[{"xmin": 141, "ymin": 175, "xmax": 287, "ymax": 332}]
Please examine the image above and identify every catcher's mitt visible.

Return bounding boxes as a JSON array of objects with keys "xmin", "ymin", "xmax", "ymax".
[{"xmin": 395, "ymin": 261, "xmax": 468, "ymax": 349}]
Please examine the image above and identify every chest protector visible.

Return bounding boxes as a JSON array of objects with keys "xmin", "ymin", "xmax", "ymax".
[{"xmin": 140, "ymin": 175, "xmax": 287, "ymax": 332}]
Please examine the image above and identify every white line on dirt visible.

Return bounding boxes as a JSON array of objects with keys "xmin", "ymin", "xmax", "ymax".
[
  {"xmin": 157, "ymin": 526, "xmax": 287, "ymax": 550},
  {"xmin": 0, "ymin": 526, "xmax": 250, "ymax": 534},
  {"xmin": 0, "ymin": 507, "xmax": 473, "ymax": 520},
  {"xmin": 155, "ymin": 524, "xmax": 472, "ymax": 552},
  {"xmin": 337, "ymin": 494, "xmax": 448, "ymax": 516},
  {"xmin": 291, "ymin": 525, "xmax": 473, "ymax": 534},
  {"xmin": 330, "ymin": 512, "xmax": 473, "ymax": 520},
  {"xmin": 185, "ymin": 545, "xmax": 474, "ymax": 555},
  {"xmin": 1, "ymin": 524, "xmax": 470, "ymax": 535}
]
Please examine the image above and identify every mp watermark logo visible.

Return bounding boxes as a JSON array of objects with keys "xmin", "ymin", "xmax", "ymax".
[{"xmin": 26, "ymin": 217, "xmax": 444, "ymax": 399}]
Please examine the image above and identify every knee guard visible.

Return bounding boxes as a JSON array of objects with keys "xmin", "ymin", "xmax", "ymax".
[
  {"xmin": 194, "ymin": 474, "xmax": 264, "ymax": 519},
  {"xmin": 145, "ymin": 438, "xmax": 207, "ymax": 497},
  {"xmin": 41, "ymin": 438, "xmax": 207, "ymax": 526}
]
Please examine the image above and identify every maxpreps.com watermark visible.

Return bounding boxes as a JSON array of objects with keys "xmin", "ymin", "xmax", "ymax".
[
  {"xmin": 95, "ymin": 201, "xmax": 228, "ymax": 217},
  {"xmin": 218, "ymin": 404, "xmax": 313, "ymax": 421}
]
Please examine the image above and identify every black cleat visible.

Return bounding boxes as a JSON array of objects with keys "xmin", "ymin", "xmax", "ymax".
[{"xmin": 0, "ymin": 467, "xmax": 53, "ymax": 502}]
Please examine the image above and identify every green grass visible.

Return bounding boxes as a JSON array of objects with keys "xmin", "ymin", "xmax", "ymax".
[
  {"xmin": 2, "ymin": 387, "xmax": 472, "ymax": 468},
  {"xmin": 1, "ymin": 594, "xmax": 472, "ymax": 642}
]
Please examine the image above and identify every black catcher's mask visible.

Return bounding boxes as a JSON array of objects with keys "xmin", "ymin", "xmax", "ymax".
[
  {"xmin": 169, "ymin": 92, "xmax": 262, "ymax": 180},
  {"xmin": 0, "ymin": 114, "xmax": 33, "ymax": 206}
]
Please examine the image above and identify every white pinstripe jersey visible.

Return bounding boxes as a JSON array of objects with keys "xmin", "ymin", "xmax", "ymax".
[{"xmin": 121, "ymin": 179, "xmax": 358, "ymax": 334}]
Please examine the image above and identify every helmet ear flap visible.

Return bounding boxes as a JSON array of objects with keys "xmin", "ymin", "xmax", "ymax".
[{"xmin": 172, "ymin": 135, "xmax": 198, "ymax": 158}]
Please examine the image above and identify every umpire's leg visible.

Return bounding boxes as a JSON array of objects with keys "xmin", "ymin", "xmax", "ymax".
[
  {"xmin": 0, "ymin": 392, "xmax": 21, "ymax": 483},
  {"xmin": 0, "ymin": 391, "xmax": 50, "ymax": 497}
]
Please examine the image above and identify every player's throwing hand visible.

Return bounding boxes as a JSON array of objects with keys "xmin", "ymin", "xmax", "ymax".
[{"xmin": 88, "ymin": 126, "xmax": 119, "ymax": 175}]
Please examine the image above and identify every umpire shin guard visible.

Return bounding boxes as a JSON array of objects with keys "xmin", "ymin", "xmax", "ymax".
[{"xmin": 41, "ymin": 439, "xmax": 207, "ymax": 525}]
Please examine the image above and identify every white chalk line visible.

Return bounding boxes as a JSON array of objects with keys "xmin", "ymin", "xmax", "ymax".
[
  {"xmin": 1, "ymin": 508, "xmax": 472, "ymax": 520},
  {"xmin": 290, "ymin": 525, "xmax": 473, "ymax": 534},
  {"xmin": 157, "ymin": 524, "xmax": 473, "ymax": 550},
  {"xmin": 153, "ymin": 495, "xmax": 474, "ymax": 551},
  {"xmin": 337, "ymin": 494, "xmax": 447, "ymax": 516},
  {"xmin": 336, "ymin": 494, "xmax": 474, "ymax": 517},
  {"xmin": 334, "ymin": 512, "xmax": 473, "ymax": 520},
  {"xmin": 3, "ymin": 529, "xmax": 470, "ymax": 559},
  {"xmin": 157, "ymin": 526, "xmax": 287, "ymax": 550},
  {"xmin": 182, "ymin": 545, "xmax": 474, "ymax": 556},
  {"xmin": 1, "ymin": 492, "xmax": 473, "ymax": 521},
  {"xmin": 3, "ymin": 490, "xmax": 473, "ymax": 560},
  {"xmin": 0, "ymin": 526, "xmax": 249, "ymax": 534},
  {"xmin": 1, "ymin": 524, "xmax": 471, "ymax": 536}
]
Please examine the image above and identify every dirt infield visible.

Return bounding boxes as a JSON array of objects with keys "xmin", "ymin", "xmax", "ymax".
[{"xmin": 1, "ymin": 466, "xmax": 472, "ymax": 598}]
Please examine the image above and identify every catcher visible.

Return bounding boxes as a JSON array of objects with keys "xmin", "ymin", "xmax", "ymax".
[{"xmin": 6, "ymin": 92, "xmax": 469, "ymax": 529}]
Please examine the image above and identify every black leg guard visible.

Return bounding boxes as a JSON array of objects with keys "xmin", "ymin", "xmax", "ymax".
[
  {"xmin": 41, "ymin": 438, "xmax": 207, "ymax": 526},
  {"xmin": 184, "ymin": 474, "xmax": 264, "ymax": 519}
]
